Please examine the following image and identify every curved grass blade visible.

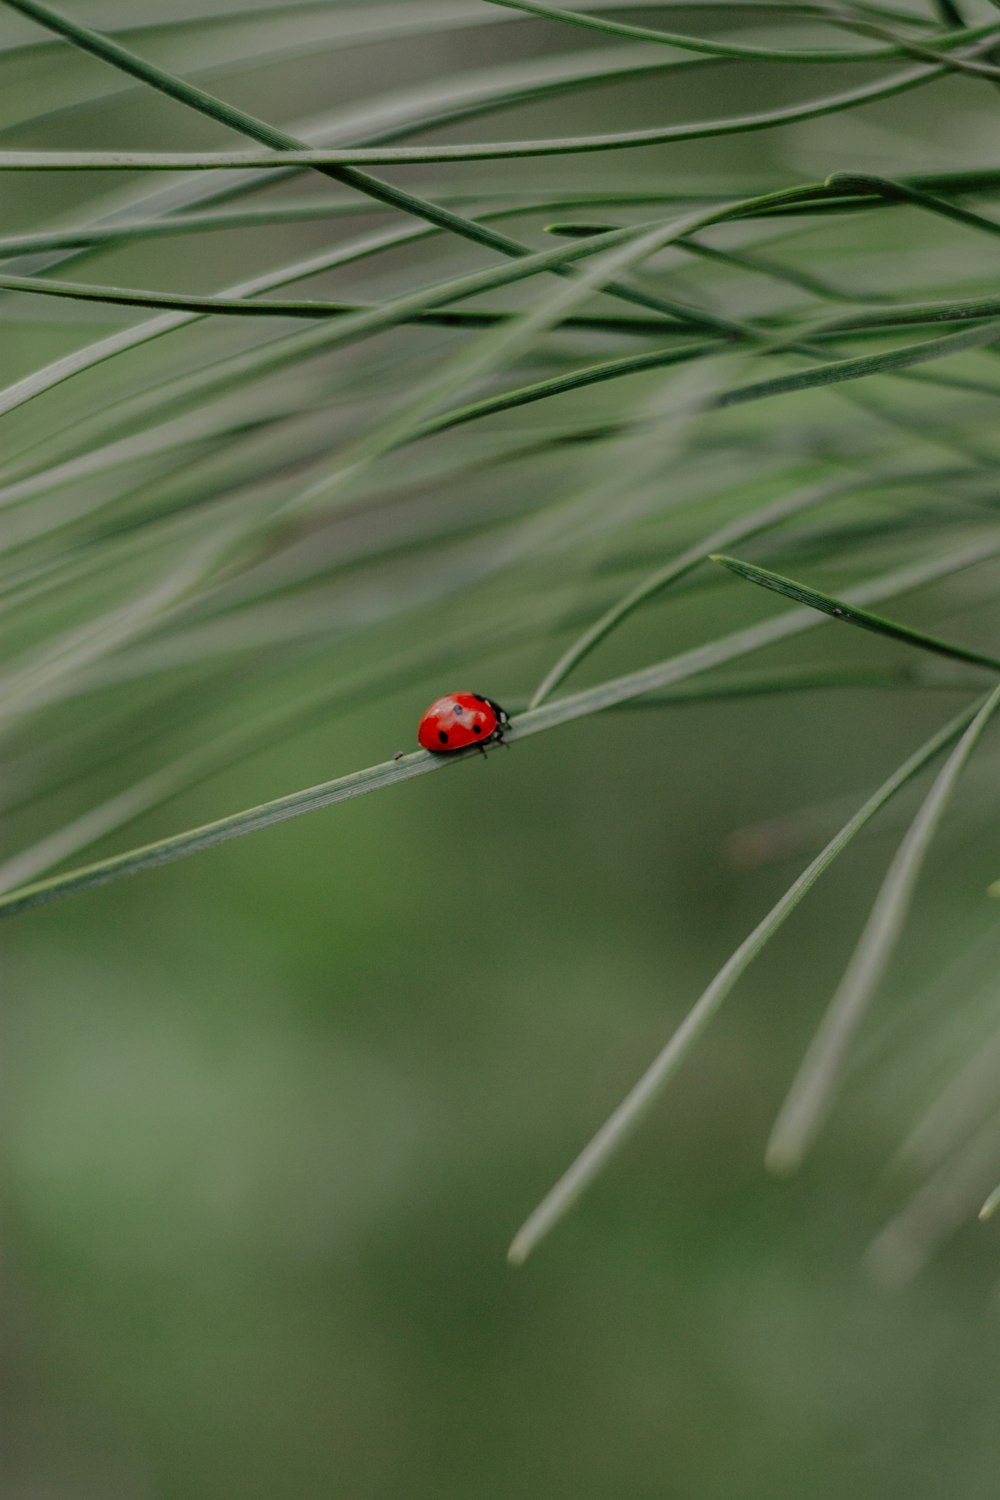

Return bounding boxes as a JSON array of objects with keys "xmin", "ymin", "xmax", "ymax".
[
  {"xmin": 766, "ymin": 681, "xmax": 1000, "ymax": 1175},
  {"xmin": 0, "ymin": 33, "xmax": 970, "ymax": 170},
  {"xmin": 0, "ymin": 212, "xmax": 679, "ymax": 421},
  {"xmin": 0, "ymin": 0, "xmax": 706, "ymax": 333},
  {"xmin": 482, "ymin": 0, "xmax": 1000, "ymax": 64},
  {"xmin": 711, "ymin": 553, "xmax": 1000, "ymax": 673},
  {"xmin": 824, "ymin": 172, "xmax": 1000, "ymax": 241},
  {"xmin": 506, "ymin": 697, "xmax": 984, "ymax": 1264},
  {"xmin": 714, "ymin": 319, "xmax": 1000, "ymax": 409},
  {"xmin": 529, "ymin": 467, "xmax": 961, "ymax": 709}
]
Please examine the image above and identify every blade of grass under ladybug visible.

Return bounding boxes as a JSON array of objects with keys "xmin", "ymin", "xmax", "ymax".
[
  {"xmin": 4, "ymin": 660, "xmax": 959, "ymax": 894},
  {"xmin": 504, "ymin": 697, "xmax": 984, "ymax": 1265},
  {"xmin": 765, "ymin": 680, "xmax": 1000, "ymax": 1176},
  {"xmin": 2, "ymin": 529, "xmax": 1000, "ymax": 918},
  {"xmin": 711, "ymin": 554, "xmax": 1000, "ymax": 672}
]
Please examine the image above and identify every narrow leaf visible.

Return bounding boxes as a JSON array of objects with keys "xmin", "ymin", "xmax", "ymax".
[
  {"xmin": 506, "ymin": 699, "xmax": 982, "ymax": 1265},
  {"xmin": 766, "ymin": 681, "xmax": 1000, "ymax": 1174},
  {"xmin": 712, "ymin": 554, "xmax": 1000, "ymax": 673}
]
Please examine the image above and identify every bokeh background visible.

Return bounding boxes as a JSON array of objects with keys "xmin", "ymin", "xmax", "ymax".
[{"xmin": 3, "ymin": 2, "xmax": 1000, "ymax": 1496}]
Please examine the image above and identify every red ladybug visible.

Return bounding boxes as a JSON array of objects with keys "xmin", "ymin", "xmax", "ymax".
[{"xmin": 417, "ymin": 692, "xmax": 509, "ymax": 753}]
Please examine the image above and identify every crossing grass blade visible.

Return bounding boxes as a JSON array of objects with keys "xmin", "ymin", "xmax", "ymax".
[
  {"xmin": 529, "ymin": 466, "xmax": 978, "ymax": 709},
  {"xmin": 481, "ymin": 0, "xmax": 1000, "ymax": 64},
  {"xmin": 505, "ymin": 698, "xmax": 983, "ymax": 1264},
  {"xmin": 711, "ymin": 555, "xmax": 1000, "ymax": 673},
  {"xmin": 766, "ymin": 681, "xmax": 1000, "ymax": 1175}
]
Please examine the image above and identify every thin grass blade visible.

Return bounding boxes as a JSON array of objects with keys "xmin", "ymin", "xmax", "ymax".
[{"xmin": 766, "ymin": 681, "xmax": 1000, "ymax": 1174}]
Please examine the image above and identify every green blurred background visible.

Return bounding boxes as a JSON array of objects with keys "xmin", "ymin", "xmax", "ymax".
[{"xmin": 4, "ymin": 3, "xmax": 1000, "ymax": 1496}]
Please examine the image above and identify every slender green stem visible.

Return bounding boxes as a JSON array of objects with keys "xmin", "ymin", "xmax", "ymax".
[
  {"xmin": 766, "ymin": 682, "xmax": 1000, "ymax": 1173},
  {"xmin": 529, "ymin": 467, "xmax": 980, "ymax": 708},
  {"xmin": 507, "ymin": 698, "xmax": 984, "ymax": 1264},
  {"xmin": 712, "ymin": 554, "xmax": 1000, "ymax": 672},
  {"xmin": 483, "ymin": 0, "xmax": 999, "ymax": 66}
]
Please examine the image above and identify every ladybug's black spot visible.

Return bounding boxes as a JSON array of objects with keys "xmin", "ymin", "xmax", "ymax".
[
  {"xmin": 473, "ymin": 694, "xmax": 487, "ymax": 703},
  {"xmin": 438, "ymin": 730, "xmax": 449, "ymax": 745},
  {"xmin": 473, "ymin": 723, "xmax": 482, "ymax": 734},
  {"xmin": 453, "ymin": 703, "xmax": 464, "ymax": 714}
]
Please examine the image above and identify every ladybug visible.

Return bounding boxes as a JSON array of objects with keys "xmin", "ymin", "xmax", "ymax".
[{"xmin": 417, "ymin": 692, "xmax": 509, "ymax": 753}]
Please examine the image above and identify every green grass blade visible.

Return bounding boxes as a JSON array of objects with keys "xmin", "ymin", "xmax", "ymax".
[
  {"xmin": 482, "ymin": 0, "xmax": 1000, "ymax": 64},
  {"xmin": 505, "ymin": 698, "xmax": 984, "ymax": 1263},
  {"xmin": 0, "ymin": 0, "xmax": 706, "ymax": 331},
  {"xmin": 711, "ymin": 553, "xmax": 1000, "ymax": 672},
  {"xmin": 865, "ymin": 1113, "xmax": 1000, "ymax": 1285},
  {"xmin": 765, "ymin": 681, "xmax": 1000, "ymax": 1174},
  {"xmin": 715, "ymin": 320, "xmax": 1000, "ymax": 408},
  {"xmin": 0, "ymin": 62, "xmax": 950, "ymax": 165},
  {"xmin": 979, "ymin": 1183, "xmax": 1000, "ymax": 1220},
  {"xmin": 529, "ymin": 467, "xmax": 961, "ymax": 709}
]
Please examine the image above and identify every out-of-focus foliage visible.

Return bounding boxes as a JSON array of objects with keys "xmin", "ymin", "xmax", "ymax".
[{"xmin": 3, "ymin": 1, "xmax": 1000, "ymax": 1496}]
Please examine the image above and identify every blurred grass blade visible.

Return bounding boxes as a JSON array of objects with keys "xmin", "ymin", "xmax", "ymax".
[
  {"xmin": 0, "ymin": 527, "xmax": 238, "ymax": 729},
  {"xmin": 276, "ymin": 217, "xmax": 701, "ymax": 518},
  {"xmin": 979, "ymin": 1182, "xmax": 1000, "ymax": 1221},
  {"xmin": 505, "ymin": 699, "xmax": 982, "ymax": 1265},
  {"xmin": 865, "ymin": 1113, "xmax": 1000, "ymax": 1285},
  {"xmin": 765, "ymin": 681, "xmax": 1000, "ymax": 1175},
  {"xmin": 712, "ymin": 554, "xmax": 1000, "ymax": 673}
]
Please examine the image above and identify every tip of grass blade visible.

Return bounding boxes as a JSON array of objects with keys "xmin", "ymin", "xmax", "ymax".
[
  {"xmin": 506, "ymin": 1236, "xmax": 530, "ymax": 1267},
  {"xmin": 544, "ymin": 221, "xmax": 618, "ymax": 237},
  {"xmin": 979, "ymin": 1184, "xmax": 1000, "ymax": 1221},
  {"xmin": 764, "ymin": 1136, "xmax": 804, "ymax": 1176}
]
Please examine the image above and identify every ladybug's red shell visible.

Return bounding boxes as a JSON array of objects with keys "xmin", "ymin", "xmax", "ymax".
[{"xmin": 417, "ymin": 692, "xmax": 509, "ymax": 753}]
